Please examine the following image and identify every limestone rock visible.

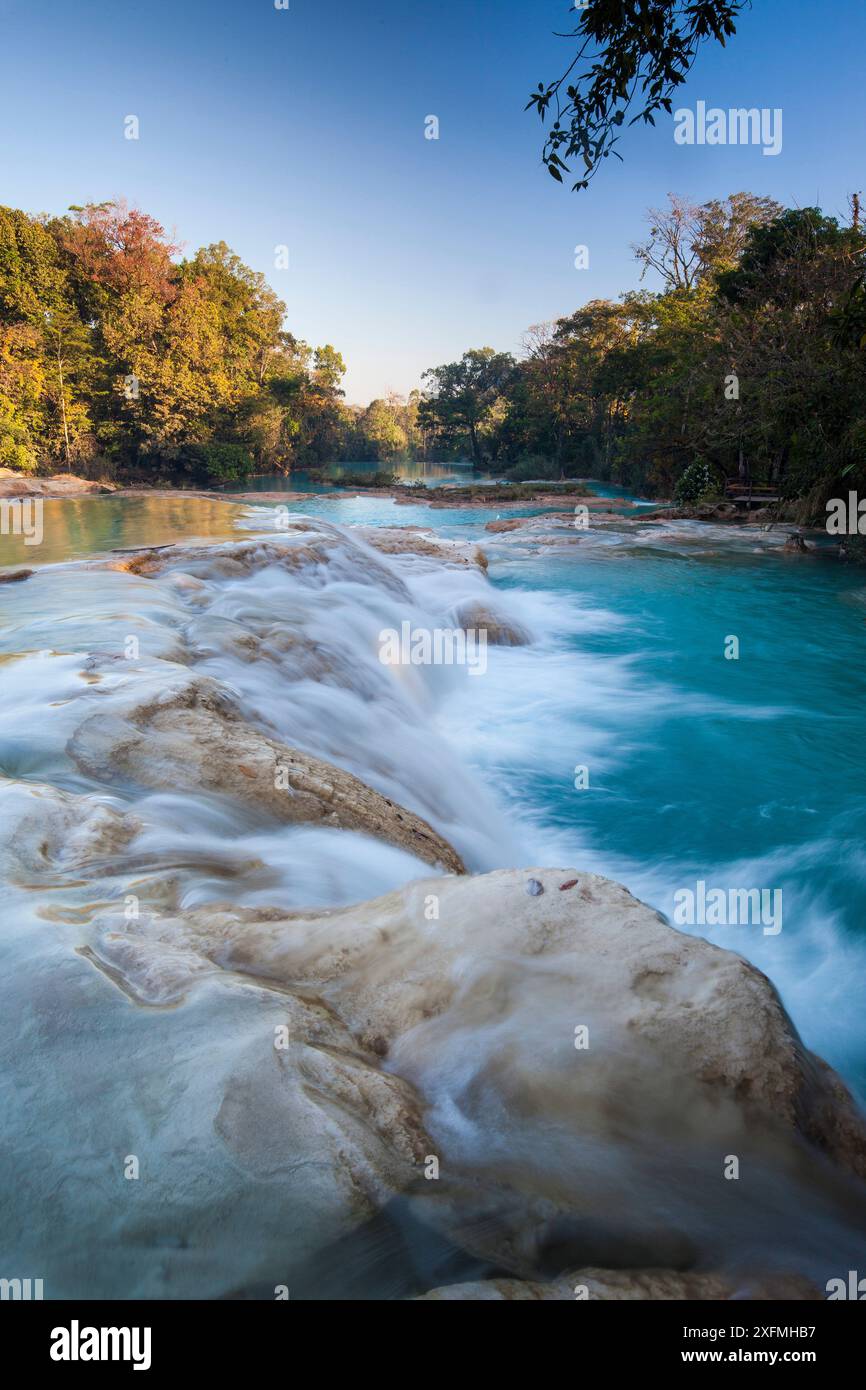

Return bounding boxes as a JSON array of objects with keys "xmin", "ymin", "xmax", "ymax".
[
  {"xmin": 150, "ymin": 868, "xmax": 866, "ymax": 1186},
  {"xmin": 453, "ymin": 601, "xmax": 531, "ymax": 647},
  {"xmin": 66, "ymin": 672, "xmax": 465, "ymax": 874},
  {"xmin": 101, "ymin": 530, "xmax": 410, "ymax": 598},
  {"xmin": 0, "ymin": 469, "xmax": 112, "ymax": 498},
  {"xmin": 38, "ymin": 845, "xmax": 866, "ymax": 1291},
  {"xmin": 358, "ymin": 527, "xmax": 483, "ymax": 569},
  {"xmin": 111, "ymin": 863, "xmax": 866, "ymax": 1296}
]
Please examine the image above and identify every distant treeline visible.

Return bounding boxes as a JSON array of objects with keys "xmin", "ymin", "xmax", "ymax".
[
  {"xmin": 3, "ymin": 194, "xmax": 864, "ymax": 506},
  {"xmin": 0, "ymin": 199, "xmax": 427, "ymax": 485},
  {"xmin": 419, "ymin": 193, "xmax": 866, "ymax": 509}
]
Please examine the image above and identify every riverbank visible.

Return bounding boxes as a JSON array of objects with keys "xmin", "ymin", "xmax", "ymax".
[
  {"xmin": 0, "ymin": 482, "xmax": 843, "ymax": 577},
  {"xmin": 0, "ymin": 468, "xmax": 823, "ymax": 534},
  {"xmin": 0, "ymin": 468, "xmax": 115, "ymax": 498}
]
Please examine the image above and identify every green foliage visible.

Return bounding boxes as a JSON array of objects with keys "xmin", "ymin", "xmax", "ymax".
[
  {"xmin": 329, "ymin": 469, "xmax": 400, "ymax": 488},
  {"xmin": 4, "ymin": 189, "xmax": 862, "ymax": 513},
  {"xmin": 674, "ymin": 459, "xmax": 723, "ymax": 505},
  {"xmin": 175, "ymin": 442, "xmax": 255, "ymax": 485},
  {"xmin": 424, "ymin": 193, "xmax": 866, "ymax": 508},
  {"xmin": 0, "ymin": 200, "xmax": 358, "ymax": 481},
  {"xmin": 633, "ymin": 194, "xmax": 783, "ymax": 290},
  {"xmin": 419, "ymin": 348, "xmax": 515, "ymax": 465},
  {"xmin": 841, "ymin": 534, "xmax": 866, "ymax": 565},
  {"xmin": 360, "ymin": 399, "xmax": 409, "ymax": 459},
  {"xmin": 527, "ymin": 0, "xmax": 749, "ymax": 191},
  {"xmin": 0, "ymin": 422, "xmax": 38, "ymax": 472},
  {"xmin": 419, "ymin": 481, "xmax": 589, "ymax": 503},
  {"xmin": 504, "ymin": 456, "xmax": 561, "ymax": 483}
]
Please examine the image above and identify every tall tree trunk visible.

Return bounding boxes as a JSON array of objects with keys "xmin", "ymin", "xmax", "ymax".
[
  {"xmin": 56, "ymin": 340, "xmax": 71, "ymax": 471},
  {"xmin": 469, "ymin": 422, "xmax": 481, "ymax": 468}
]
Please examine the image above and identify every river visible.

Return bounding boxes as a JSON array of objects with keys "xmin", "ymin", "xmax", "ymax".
[{"xmin": 1, "ymin": 478, "xmax": 864, "ymax": 1298}]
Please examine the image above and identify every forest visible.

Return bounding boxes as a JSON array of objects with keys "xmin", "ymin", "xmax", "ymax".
[
  {"xmin": 0, "ymin": 199, "xmax": 425, "ymax": 486},
  {"xmin": 2, "ymin": 192, "xmax": 864, "ymax": 510},
  {"xmin": 420, "ymin": 193, "xmax": 866, "ymax": 508}
]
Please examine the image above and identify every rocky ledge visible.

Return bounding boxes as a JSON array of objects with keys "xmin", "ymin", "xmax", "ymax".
[
  {"xmin": 0, "ymin": 468, "xmax": 114, "ymax": 498},
  {"xmin": 82, "ymin": 863, "xmax": 866, "ymax": 1298}
]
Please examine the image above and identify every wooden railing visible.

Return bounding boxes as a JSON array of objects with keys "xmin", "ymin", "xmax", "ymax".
[{"xmin": 724, "ymin": 481, "xmax": 781, "ymax": 508}]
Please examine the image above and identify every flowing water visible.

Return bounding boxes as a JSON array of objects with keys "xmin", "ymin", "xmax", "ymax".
[
  {"xmin": 237, "ymin": 457, "xmax": 483, "ymax": 493},
  {"xmin": 1, "ymin": 483, "xmax": 865, "ymax": 1298}
]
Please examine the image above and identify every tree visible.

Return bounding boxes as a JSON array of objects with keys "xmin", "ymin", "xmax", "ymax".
[
  {"xmin": 714, "ymin": 208, "xmax": 866, "ymax": 494},
  {"xmin": 59, "ymin": 201, "xmax": 179, "ymax": 306},
  {"xmin": 633, "ymin": 193, "xmax": 782, "ymax": 290},
  {"xmin": 493, "ymin": 302, "xmax": 639, "ymax": 477},
  {"xmin": 0, "ymin": 205, "xmax": 99, "ymax": 469},
  {"xmin": 42, "ymin": 305, "xmax": 96, "ymax": 468},
  {"xmin": 0, "ymin": 322, "xmax": 43, "ymax": 471},
  {"xmin": 311, "ymin": 344, "xmax": 346, "ymax": 397},
  {"xmin": 420, "ymin": 348, "xmax": 515, "ymax": 465},
  {"xmin": 527, "ymin": 0, "xmax": 749, "ymax": 191},
  {"xmin": 0, "ymin": 201, "xmax": 360, "ymax": 479},
  {"xmin": 696, "ymin": 192, "xmax": 784, "ymax": 273},
  {"xmin": 182, "ymin": 242, "xmax": 285, "ymax": 388},
  {"xmin": 359, "ymin": 398, "xmax": 409, "ymax": 460}
]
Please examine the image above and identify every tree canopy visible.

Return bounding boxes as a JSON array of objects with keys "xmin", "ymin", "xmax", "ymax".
[
  {"xmin": 4, "ymin": 189, "xmax": 864, "ymax": 519},
  {"xmin": 419, "ymin": 349, "xmax": 515, "ymax": 466},
  {"xmin": 420, "ymin": 193, "xmax": 866, "ymax": 514},
  {"xmin": 0, "ymin": 200, "xmax": 411, "ymax": 482}
]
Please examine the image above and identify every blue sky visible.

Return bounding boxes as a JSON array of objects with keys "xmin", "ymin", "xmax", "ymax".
[{"xmin": 1, "ymin": 0, "xmax": 863, "ymax": 401}]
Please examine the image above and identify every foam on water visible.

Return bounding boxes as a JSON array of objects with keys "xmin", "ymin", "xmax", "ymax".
[
  {"xmin": 436, "ymin": 521, "xmax": 866, "ymax": 1098},
  {"xmin": 1, "ymin": 492, "xmax": 865, "ymax": 1295}
]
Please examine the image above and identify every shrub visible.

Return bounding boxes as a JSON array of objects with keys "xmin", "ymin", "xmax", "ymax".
[
  {"xmin": 176, "ymin": 443, "xmax": 256, "ymax": 486},
  {"xmin": 0, "ymin": 434, "xmax": 38, "ymax": 473},
  {"xmin": 333, "ymin": 470, "xmax": 399, "ymax": 487},
  {"xmin": 675, "ymin": 458, "xmax": 724, "ymax": 505},
  {"xmin": 505, "ymin": 449, "xmax": 596, "ymax": 482},
  {"xmin": 504, "ymin": 456, "xmax": 560, "ymax": 482}
]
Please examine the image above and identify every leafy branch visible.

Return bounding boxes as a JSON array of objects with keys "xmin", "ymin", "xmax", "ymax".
[{"xmin": 526, "ymin": 0, "xmax": 750, "ymax": 191}]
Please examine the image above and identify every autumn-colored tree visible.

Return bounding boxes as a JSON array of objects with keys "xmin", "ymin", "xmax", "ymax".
[{"xmin": 0, "ymin": 205, "xmax": 99, "ymax": 469}]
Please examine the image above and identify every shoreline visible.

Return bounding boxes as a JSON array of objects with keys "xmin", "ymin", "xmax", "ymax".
[
  {"xmin": 0, "ymin": 476, "xmax": 838, "ymax": 572},
  {"xmin": 0, "ymin": 467, "xmax": 816, "ymax": 527}
]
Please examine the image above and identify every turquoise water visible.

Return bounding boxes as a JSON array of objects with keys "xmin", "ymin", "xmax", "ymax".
[
  {"xmin": 14, "ymin": 483, "xmax": 860, "ymax": 1092},
  {"xmin": 0, "ymin": 493, "xmax": 246, "ymax": 569},
  {"xmin": 471, "ymin": 527, "xmax": 866, "ymax": 1095},
  {"xmin": 248, "ymin": 489, "xmax": 560, "ymax": 537},
  {"xmin": 238, "ymin": 458, "xmax": 483, "ymax": 493},
  {"xmin": 2, "ymin": 478, "xmax": 865, "ymax": 1296},
  {"xmin": 228, "ymin": 486, "xmax": 866, "ymax": 1096},
  {"xmin": 5, "ymin": 483, "xmax": 864, "ymax": 1102}
]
